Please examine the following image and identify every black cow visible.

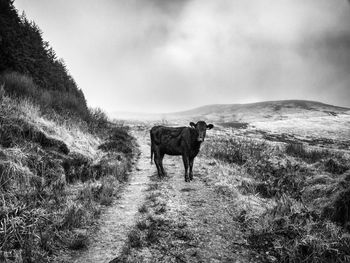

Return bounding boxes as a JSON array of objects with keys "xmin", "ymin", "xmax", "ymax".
[{"xmin": 150, "ymin": 121, "xmax": 214, "ymax": 182}]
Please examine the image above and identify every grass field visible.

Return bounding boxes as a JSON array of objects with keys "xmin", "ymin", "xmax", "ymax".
[
  {"xmin": 110, "ymin": 116, "xmax": 349, "ymax": 262},
  {"xmin": 199, "ymin": 125, "xmax": 350, "ymax": 262},
  {"xmin": 2, "ymin": 93, "xmax": 349, "ymax": 262}
]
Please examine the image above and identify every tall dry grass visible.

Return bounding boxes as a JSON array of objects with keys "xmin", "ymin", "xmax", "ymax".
[
  {"xmin": 202, "ymin": 133, "xmax": 350, "ymax": 262},
  {"xmin": 0, "ymin": 71, "xmax": 90, "ymax": 121},
  {"xmin": 0, "ymin": 90, "xmax": 136, "ymax": 262}
]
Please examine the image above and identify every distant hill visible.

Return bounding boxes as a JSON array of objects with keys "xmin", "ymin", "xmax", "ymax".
[
  {"xmin": 111, "ymin": 100, "xmax": 350, "ymax": 123},
  {"xmin": 165, "ymin": 100, "xmax": 350, "ymax": 123}
]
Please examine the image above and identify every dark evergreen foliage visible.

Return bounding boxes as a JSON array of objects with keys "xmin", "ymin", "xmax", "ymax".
[{"xmin": 0, "ymin": 0, "xmax": 89, "ymax": 119}]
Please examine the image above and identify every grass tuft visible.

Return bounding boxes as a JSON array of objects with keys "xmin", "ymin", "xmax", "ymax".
[
  {"xmin": 138, "ymin": 204, "xmax": 148, "ymax": 214},
  {"xmin": 286, "ymin": 142, "xmax": 327, "ymax": 163},
  {"xmin": 127, "ymin": 229, "xmax": 143, "ymax": 248},
  {"xmin": 324, "ymin": 158, "xmax": 349, "ymax": 175}
]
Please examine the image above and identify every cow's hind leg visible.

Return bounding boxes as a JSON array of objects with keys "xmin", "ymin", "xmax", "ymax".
[
  {"xmin": 159, "ymin": 153, "xmax": 166, "ymax": 177},
  {"xmin": 189, "ymin": 157, "xmax": 194, "ymax": 181},
  {"xmin": 153, "ymin": 147, "xmax": 163, "ymax": 178},
  {"xmin": 182, "ymin": 154, "xmax": 190, "ymax": 182},
  {"xmin": 154, "ymin": 158, "xmax": 162, "ymax": 178}
]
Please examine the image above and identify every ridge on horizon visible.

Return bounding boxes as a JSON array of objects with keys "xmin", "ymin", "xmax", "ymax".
[
  {"xmin": 110, "ymin": 99, "xmax": 350, "ymax": 120},
  {"xmin": 167, "ymin": 99, "xmax": 350, "ymax": 116}
]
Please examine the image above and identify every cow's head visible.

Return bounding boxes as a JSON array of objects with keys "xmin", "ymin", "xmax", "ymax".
[{"xmin": 190, "ymin": 121, "xmax": 214, "ymax": 142}]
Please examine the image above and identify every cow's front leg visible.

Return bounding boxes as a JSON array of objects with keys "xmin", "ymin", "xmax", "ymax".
[
  {"xmin": 189, "ymin": 157, "xmax": 194, "ymax": 181},
  {"xmin": 182, "ymin": 154, "xmax": 189, "ymax": 182}
]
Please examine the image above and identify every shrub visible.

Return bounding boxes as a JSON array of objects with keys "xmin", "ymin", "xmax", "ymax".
[
  {"xmin": 323, "ymin": 187, "xmax": 350, "ymax": 228},
  {"xmin": 217, "ymin": 122, "xmax": 248, "ymax": 129},
  {"xmin": 68, "ymin": 232, "xmax": 89, "ymax": 250},
  {"xmin": 213, "ymin": 147, "xmax": 246, "ymax": 165},
  {"xmin": 98, "ymin": 182, "xmax": 115, "ymax": 206},
  {"xmin": 98, "ymin": 126, "xmax": 134, "ymax": 155},
  {"xmin": 286, "ymin": 142, "xmax": 326, "ymax": 163},
  {"xmin": 0, "ymin": 72, "xmax": 37, "ymax": 99},
  {"xmin": 136, "ymin": 220, "xmax": 148, "ymax": 230},
  {"xmin": 203, "ymin": 137, "xmax": 268, "ymax": 165},
  {"xmin": 88, "ymin": 107, "xmax": 110, "ymax": 133},
  {"xmin": 138, "ymin": 204, "xmax": 148, "ymax": 214},
  {"xmin": 324, "ymin": 159, "xmax": 349, "ymax": 175},
  {"xmin": 0, "ymin": 72, "xmax": 90, "ymax": 121},
  {"xmin": 254, "ymin": 159, "xmax": 308, "ymax": 199},
  {"xmin": 127, "ymin": 229, "xmax": 142, "ymax": 248},
  {"xmin": 247, "ymin": 186, "xmax": 350, "ymax": 263},
  {"xmin": 60, "ymin": 204, "xmax": 85, "ymax": 230},
  {"xmin": 0, "ymin": 72, "xmax": 118, "ymax": 138}
]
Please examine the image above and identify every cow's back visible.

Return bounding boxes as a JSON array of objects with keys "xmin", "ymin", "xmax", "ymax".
[{"xmin": 150, "ymin": 126, "xmax": 186, "ymax": 145}]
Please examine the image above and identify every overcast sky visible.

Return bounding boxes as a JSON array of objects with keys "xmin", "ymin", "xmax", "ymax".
[{"xmin": 14, "ymin": 0, "xmax": 350, "ymax": 113}]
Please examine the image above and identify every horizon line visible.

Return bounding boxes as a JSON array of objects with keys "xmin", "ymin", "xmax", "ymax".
[{"xmin": 109, "ymin": 98, "xmax": 350, "ymax": 115}]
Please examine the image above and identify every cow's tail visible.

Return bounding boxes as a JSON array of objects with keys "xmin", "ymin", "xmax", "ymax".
[{"xmin": 150, "ymin": 145, "xmax": 154, "ymax": 165}]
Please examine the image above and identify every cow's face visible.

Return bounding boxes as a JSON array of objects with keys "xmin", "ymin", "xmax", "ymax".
[{"xmin": 190, "ymin": 121, "xmax": 214, "ymax": 142}]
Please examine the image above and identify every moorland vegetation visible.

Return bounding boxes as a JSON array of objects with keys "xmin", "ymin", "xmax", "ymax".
[{"xmin": 202, "ymin": 135, "xmax": 350, "ymax": 262}]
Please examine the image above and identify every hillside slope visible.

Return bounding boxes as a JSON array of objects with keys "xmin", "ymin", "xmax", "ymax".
[
  {"xmin": 0, "ymin": 94, "xmax": 136, "ymax": 262},
  {"xmin": 163, "ymin": 100, "xmax": 350, "ymax": 148},
  {"xmin": 167, "ymin": 100, "xmax": 350, "ymax": 122}
]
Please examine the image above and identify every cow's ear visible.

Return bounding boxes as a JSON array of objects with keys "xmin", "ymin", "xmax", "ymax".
[
  {"xmin": 190, "ymin": 122, "xmax": 196, "ymax": 128},
  {"xmin": 207, "ymin": 124, "xmax": 214, "ymax": 130}
]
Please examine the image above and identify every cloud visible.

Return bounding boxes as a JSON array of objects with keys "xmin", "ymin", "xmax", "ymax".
[
  {"xmin": 149, "ymin": 0, "xmax": 350, "ymax": 109},
  {"xmin": 14, "ymin": 0, "xmax": 350, "ymax": 112}
]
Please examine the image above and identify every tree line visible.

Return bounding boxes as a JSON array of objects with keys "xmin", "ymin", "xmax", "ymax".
[{"xmin": 0, "ymin": 0, "xmax": 90, "ymax": 120}]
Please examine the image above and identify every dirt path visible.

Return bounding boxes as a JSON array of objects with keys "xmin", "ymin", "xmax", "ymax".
[
  {"xmin": 72, "ymin": 129, "xmax": 152, "ymax": 263},
  {"xmin": 113, "ymin": 131, "xmax": 254, "ymax": 262},
  {"xmin": 160, "ymin": 156, "xmax": 251, "ymax": 262},
  {"xmin": 73, "ymin": 127, "xmax": 253, "ymax": 262}
]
